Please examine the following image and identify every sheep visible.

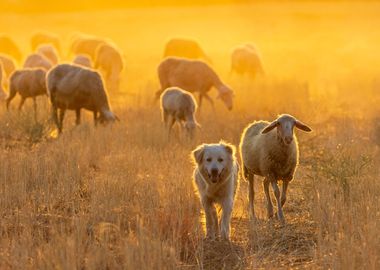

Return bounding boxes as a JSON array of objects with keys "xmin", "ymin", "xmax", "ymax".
[
  {"xmin": 231, "ymin": 44, "xmax": 264, "ymax": 79},
  {"xmin": 239, "ymin": 114, "xmax": 312, "ymax": 223},
  {"xmin": 0, "ymin": 54, "xmax": 16, "ymax": 88},
  {"xmin": 156, "ymin": 57, "xmax": 234, "ymax": 110},
  {"xmin": 6, "ymin": 68, "xmax": 47, "ymax": 120},
  {"xmin": 160, "ymin": 87, "xmax": 200, "ymax": 139},
  {"xmin": 0, "ymin": 63, "xmax": 7, "ymax": 100},
  {"xmin": 0, "ymin": 35, "xmax": 22, "ymax": 62},
  {"xmin": 46, "ymin": 64, "xmax": 118, "ymax": 133},
  {"xmin": 94, "ymin": 43, "xmax": 124, "ymax": 92},
  {"xmin": 70, "ymin": 35, "xmax": 107, "ymax": 60},
  {"xmin": 73, "ymin": 55, "xmax": 92, "ymax": 68},
  {"xmin": 163, "ymin": 38, "xmax": 211, "ymax": 63},
  {"xmin": 31, "ymin": 31, "xmax": 61, "ymax": 53},
  {"xmin": 23, "ymin": 53, "xmax": 52, "ymax": 71},
  {"xmin": 36, "ymin": 44, "xmax": 59, "ymax": 65}
]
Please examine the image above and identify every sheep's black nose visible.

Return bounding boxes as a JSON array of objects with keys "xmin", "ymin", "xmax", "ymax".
[{"xmin": 285, "ymin": 137, "xmax": 293, "ymax": 144}]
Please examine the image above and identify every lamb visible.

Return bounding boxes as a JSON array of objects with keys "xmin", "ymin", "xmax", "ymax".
[
  {"xmin": 163, "ymin": 38, "xmax": 211, "ymax": 63},
  {"xmin": 23, "ymin": 53, "xmax": 52, "ymax": 71},
  {"xmin": 6, "ymin": 68, "xmax": 47, "ymax": 120},
  {"xmin": 31, "ymin": 31, "xmax": 61, "ymax": 53},
  {"xmin": 160, "ymin": 87, "xmax": 200, "ymax": 139},
  {"xmin": 36, "ymin": 44, "xmax": 59, "ymax": 65},
  {"xmin": 0, "ymin": 35, "xmax": 22, "ymax": 62},
  {"xmin": 231, "ymin": 44, "xmax": 264, "ymax": 79},
  {"xmin": 94, "ymin": 43, "xmax": 124, "ymax": 92},
  {"xmin": 156, "ymin": 57, "xmax": 234, "ymax": 110},
  {"xmin": 46, "ymin": 64, "xmax": 118, "ymax": 133},
  {"xmin": 70, "ymin": 35, "xmax": 107, "ymax": 60},
  {"xmin": 73, "ymin": 55, "xmax": 92, "ymax": 68},
  {"xmin": 239, "ymin": 114, "xmax": 312, "ymax": 223}
]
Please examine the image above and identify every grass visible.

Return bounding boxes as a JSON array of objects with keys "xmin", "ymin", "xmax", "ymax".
[{"xmin": 0, "ymin": 1, "xmax": 380, "ymax": 269}]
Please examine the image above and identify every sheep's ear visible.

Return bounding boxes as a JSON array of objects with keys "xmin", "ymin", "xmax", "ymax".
[
  {"xmin": 261, "ymin": 121, "xmax": 278, "ymax": 134},
  {"xmin": 192, "ymin": 145, "xmax": 205, "ymax": 165},
  {"xmin": 196, "ymin": 123, "xmax": 202, "ymax": 129},
  {"xmin": 295, "ymin": 120, "xmax": 312, "ymax": 132}
]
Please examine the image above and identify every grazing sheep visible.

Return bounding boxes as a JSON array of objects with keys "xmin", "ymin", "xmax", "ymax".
[
  {"xmin": 47, "ymin": 64, "xmax": 118, "ymax": 133},
  {"xmin": 239, "ymin": 114, "xmax": 312, "ymax": 223},
  {"xmin": 231, "ymin": 44, "xmax": 264, "ymax": 79},
  {"xmin": 94, "ymin": 43, "xmax": 124, "ymax": 92},
  {"xmin": 31, "ymin": 31, "xmax": 61, "ymax": 53},
  {"xmin": 6, "ymin": 68, "xmax": 47, "ymax": 120},
  {"xmin": 36, "ymin": 44, "xmax": 59, "ymax": 65},
  {"xmin": 156, "ymin": 57, "xmax": 234, "ymax": 110},
  {"xmin": 71, "ymin": 35, "xmax": 107, "ymax": 60},
  {"xmin": 73, "ymin": 55, "xmax": 92, "ymax": 68},
  {"xmin": 160, "ymin": 87, "xmax": 200, "ymax": 139},
  {"xmin": 23, "ymin": 53, "xmax": 52, "ymax": 71},
  {"xmin": 0, "ymin": 35, "xmax": 22, "ymax": 62},
  {"xmin": 164, "ymin": 38, "xmax": 211, "ymax": 63},
  {"xmin": 0, "ymin": 54, "xmax": 16, "ymax": 87},
  {"xmin": 192, "ymin": 141, "xmax": 239, "ymax": 240},
  {"xmin": 0, "ymin": 63, "xmax": 7, "ymax": 100}
]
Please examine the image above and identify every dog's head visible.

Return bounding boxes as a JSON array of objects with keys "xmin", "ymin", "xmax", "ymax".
[{"xmin": 192, "ymin": 141, "xmax": 236, "ymax": 184}]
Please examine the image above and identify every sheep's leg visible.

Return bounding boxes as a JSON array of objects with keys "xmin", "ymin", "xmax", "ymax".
[
  {"xmin": 167, "ymin": 115, "xmax": 175, "ymax": 140},
  {"xmin": 202, "ymin": 198, "xmax": 217, "ymax": 240},
  {"xmin": 18, "ymin": 97, "xmax": 26, "ymax": 111},
  {"xmin": 281, "ymin": 181, "xmax": 289, "ymax": 207},
  {"xmin": 6, "ymin": 91, "xmax": 16, "ymax": 110},
  {"xmin": 52, "ymin": 106, "xmax": 59, "ymax": 131},
  {"xmin": 58, "ymin": 109, "xmax": 66, "ymax": 133},
  {"xmin": 220, "ymin": 197, "xmax": 233, "ymax": 240},
  {"xmin": 33, "ymin": 97, "xmax": 38, "ymax": 122},
  {"xmin": 271, "ymin": 181, "xmax": 285, "ymax": 223},
  {"xmin": 264, "ymin": 178, "xmax": 274, "ymax": 219},
  {"xmin": 75, "ymin": 109, "xmax": 81, "ymax": 125},
  {"xmin": 93, "ymin": 111, "xmax": 98, "ymax": 126},
  {"xmin": 244, "ymin": 166, "xmax": 256, "ymax": 220}
]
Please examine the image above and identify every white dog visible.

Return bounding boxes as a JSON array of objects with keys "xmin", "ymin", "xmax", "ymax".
[{"xmin": 192, "ymin": 141, "xmax": 239, "ymax": 240}]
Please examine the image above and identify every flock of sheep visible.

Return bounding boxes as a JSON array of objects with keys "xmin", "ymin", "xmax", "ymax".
[{"xmin": 0, "ymin": 32, "xmax": 312, "ymax": 241}]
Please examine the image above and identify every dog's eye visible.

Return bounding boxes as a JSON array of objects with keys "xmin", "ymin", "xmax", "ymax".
[
  {"xmin": 218, "ymin": 158, "xmax": 224, "ymax": 162},
  {"xmin": 206, "ymin": 158, "xmax": 212, "ymax": 162}
]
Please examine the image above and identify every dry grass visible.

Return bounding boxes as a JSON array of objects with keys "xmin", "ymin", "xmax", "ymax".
[{"xmin": 0, "ymin": 2, "xmax": 380, "ymax": 269}]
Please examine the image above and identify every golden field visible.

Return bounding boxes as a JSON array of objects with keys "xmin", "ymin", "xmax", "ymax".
[{"xmin": 0, "ymin": 1, "xmax": 379, "ymax": 269}]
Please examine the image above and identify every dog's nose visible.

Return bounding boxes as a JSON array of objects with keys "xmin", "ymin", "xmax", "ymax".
[{"xmin": 211, "ymin": 168, "xmax": 219, "ymax": 177}]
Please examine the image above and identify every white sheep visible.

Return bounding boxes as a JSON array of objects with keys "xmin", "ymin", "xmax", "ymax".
[
  {"xmin": 6, "ymin": 68, "xmax": 47, "ymax": 120},
  {"xmin": 239, "ymin": 114, "xmax": 312, "ymax": 223},
  {"xmin": 231, "ymin": 43, "xmax": 264, "ymax": 79},
  {"xmin": 0, "ymin": 63, "xmax": 7, "ymax": 100},
  {"xmin": 160, "ymin": 87, "xmax": 200, "ymax": 139},
  {"xmin": 31, "ymin": 31, "xmax": 61, "ymax": 53},
  {"xmin": 23, "ymin": 53, "xmax": 52, "ymax": 71},
  {"xmin": 163, "ymin": 38, "xmax": 211, "ymax": 63},
  {"xmin": 94, "ymin": 43, "xmax": 124, "ymax": 92},
  {"xmin": 70, "ymin": 35, "xmax": 107, "ymax": 60},
  {"xmin": 73, "ymin": 55, "xmax": 92, "ymax": 68},
  {"xmin": 0, "ymin": 54, "xmax": 16, "ymax": 88},
  {"xmin": 46, "ymin": 64, "xmax": 118, "ymax": 133},
  {"xmin": 36, "ymin": 44, "xmax": 59, "ymax": 65},
  {"xmin": 156, "ymin": 57, "xmax": 234, "ymax": 110}
]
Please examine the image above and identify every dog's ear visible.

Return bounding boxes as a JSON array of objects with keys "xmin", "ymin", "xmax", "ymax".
[
  {"xmin": 220, "ymin": 141, "xmax": 236, "ymax": 156},
  {"xmin": 192, "ymin": 145, "xmax": 205, "ymax": 165}
]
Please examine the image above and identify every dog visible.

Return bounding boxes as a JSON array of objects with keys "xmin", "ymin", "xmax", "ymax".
[{"xmin": 191, "ymin": 141, "xmax": 239, "ymax": 240}]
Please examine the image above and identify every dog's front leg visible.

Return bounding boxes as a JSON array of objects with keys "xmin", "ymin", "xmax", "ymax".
[
  {"xmin": 202, "ymin": 198, "xmax": 217, "ymax": 240},
  {"xmin": 220, "ymin": 197, "xmax": 233, "ymax": 241}
]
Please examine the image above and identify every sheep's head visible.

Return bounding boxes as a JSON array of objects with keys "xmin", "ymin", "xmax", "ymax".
[
  {"xmin": 184, "ymin": 121, "xmax": 201, "ymax": 139},
  {"xmin": 261, "ymin": 114, "xmax": 312, "ymax": 145},
  {"xmin": 99, "ymin": 110, "xmax": 120, "ymax": 124},
  {"xmin": 217, "ymin": 85, "xmax": 234, "ymax": 111}
]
